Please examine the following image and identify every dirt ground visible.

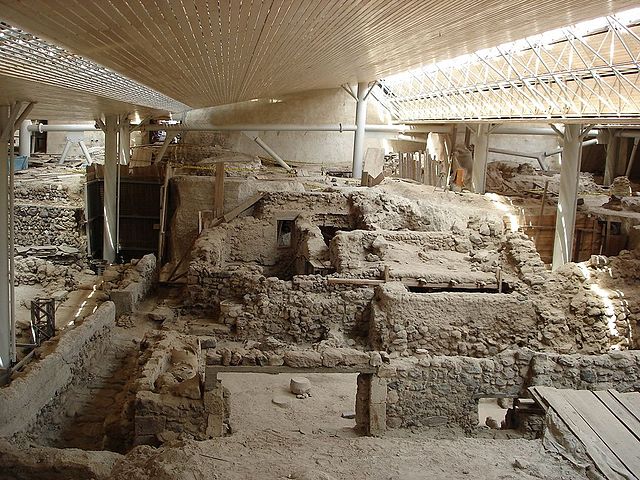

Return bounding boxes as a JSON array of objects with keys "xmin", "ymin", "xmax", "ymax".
[
  {"xmin": 183, "ymin": 373, "xmax": 586, "ymax": 480},
  {"xmin": 110, "ymin": 425, "xmax": 587, "ymax": 480}
]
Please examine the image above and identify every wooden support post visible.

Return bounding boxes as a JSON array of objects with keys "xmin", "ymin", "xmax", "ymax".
[
  {"xmin": 214, "ymin": 162, "xmax": 225, "ymax": 218},
  {"xmin": 604, "ymin": 130, "xmax": 619, "ymax": 186},
  {"xmin": 533, "ymin": 180, "xmax": 549, "ymax": 249},
  {"xmin": 157, "ymin": 163, "xmax": 172, "ymax": 266}
]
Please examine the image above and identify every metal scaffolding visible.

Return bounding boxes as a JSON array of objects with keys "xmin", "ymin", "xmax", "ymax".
[{"xmin": 379, "ymin": 10, "xmax": 640, "ymax": 122}]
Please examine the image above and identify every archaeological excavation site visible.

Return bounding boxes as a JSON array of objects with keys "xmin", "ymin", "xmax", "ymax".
[{"xmin": 2, "ymin": 2, "xmax": 640, "ymax": 479}]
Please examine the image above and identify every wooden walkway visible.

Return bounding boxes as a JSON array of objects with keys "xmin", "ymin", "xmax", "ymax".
[{"xmin": 530, "ymin": 386, "xmax": 640, "ymax": 480}]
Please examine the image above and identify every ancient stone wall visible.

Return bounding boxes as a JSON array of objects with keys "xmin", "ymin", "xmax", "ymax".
[
  {"xmin": 370, "ymin": 283, "xmax": 539, "ymax": 356},
  {"xmin": 14, "ymin": 205, "xmax": 85, "ymax": 254},
  {"xmin": 254, "ymin": 191, "xmax": 352, "ymax": 221},
  {"xmin": 188, "ymin": 266, "xmax": 374, "ymax": 344},
  {"xmin": 133, "ymin": 331, "xmax": 225, "ymax": 444},
  {"xmin": 384, "ymin": 349, "xmax": 640, "ymax": 430},
  {"xmin": 106, "ymin": 254, "xmax": 158, "ymax": 316},
  {"xmin": 0, "ymin": 302, "xmax": 116, "ymax": 438},
  {"xmin": 292, "ymin": 216, "xmax": 330, "ymax": 275}
]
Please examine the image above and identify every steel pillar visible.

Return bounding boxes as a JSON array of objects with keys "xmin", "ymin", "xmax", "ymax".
[
  {"xmin": 352, "ymin": 82, "xmax": 368, "ymax": 179},
  {"xmin": 473, "ymin": 123, "xmax": 490, "ymax": 193},
  {"xmin": 0, "ymin": 106, "xmax": 10, "ymax": 371},
  {"xmin": 119, "ymin": 120, "xmax": 131, "ymax": 165},
  {"xmin": 552, "ymin": 124, "xmax": 583, "ymax": 271},
  {"xmin": 19, "ymin": 120, "xmax": 30, "ymax": 157},
  {"xmin": 103, "ymin": 115, "xmax": 119, "ymax": 263},
  {"xmin": 604, "ymin": 129, "xmax": 618, "ymax": 186},
  {"xmin": 254, "ymin": 136, "xmax": 292, "ymax": 171}
]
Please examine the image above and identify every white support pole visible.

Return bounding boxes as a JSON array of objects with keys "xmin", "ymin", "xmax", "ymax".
[
  {"xmin": 103, "ymin": 115, "xmax": 119, "ymax": 263},
  {"xmin": 59, "ymin": 140, "xmax": 73, "ymax": 164},
  {"xmin": 552, "ymin": 124, "xmax": 583, "ymax": 271},
  {"xmin": 0, "ymin": 105, "xmax": 10, "ymax": 372},
  {"xmin": 119, "ymin": 120, "xmax": 131, "ymax": 165},
  {"xmin": 19, "ymin": 120, "xmax": 31, "ymax": 158},
  {"xmin": 472, "ymin": 123, "xmax": 490, "ymax": 194},
  {"xmin": 253, "ymin": 136, "xmax": 292, "ymax": 171},
  {"xmin": 604, "ymin": 129, "xmax": 618, "ymax": 186},
  {"xmin": 352, "ymin": 82, "xmax": 368, "ymax": 179},
  {"xmin": 78, "ymin": 141, "xmax": 92, "ymax": 165}
]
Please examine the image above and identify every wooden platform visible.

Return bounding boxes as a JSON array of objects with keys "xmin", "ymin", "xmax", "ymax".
[{"xmin": 530, "ymin": 386, "xmax": 640, "ymax": 479}]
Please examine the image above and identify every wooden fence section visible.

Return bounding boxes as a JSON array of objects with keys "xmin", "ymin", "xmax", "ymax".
[{"xmin": 396, "ymin": 151, "xmax": 444, "ymax": 186}]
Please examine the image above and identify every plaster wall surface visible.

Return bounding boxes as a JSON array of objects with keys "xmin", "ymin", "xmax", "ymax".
[
  {"xmin": 182, "ymin": 88, "xmax": 388, "ymax": 166},
  {"xmin": 45, "ymin": 121, "xmax": 104, "ymax": 156},
  {"xmin": 483, "ymin": 129, "xmax": 561, "ymax": 168}
]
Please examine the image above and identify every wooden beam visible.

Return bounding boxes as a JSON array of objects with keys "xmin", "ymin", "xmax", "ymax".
[
  {"xmin": 157, "ymin": 163, "xmax": 172, "ymax": 266},
  {"xmin": 223, "ymin": 193, "xmax": 264, "ymax": 223},
  {"xmin": 213, "ymin": 162, "xmax": 225, "ymax": 218}
]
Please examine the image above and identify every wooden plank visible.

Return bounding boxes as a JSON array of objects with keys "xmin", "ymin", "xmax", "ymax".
[
  {"xmin": 610, "ymin": 391, "xmax": 640, "ymax": 425},
  {"xmin": 223, "ymin": 193, "xmax": 264, "ymax": 223},
  {"xmin": 564, "ymin": 389, "xmax": 640, "ymax": 477},
  {"xmin": 213, "ymin": 162, "xmax": 225, "ymax": 219},
  {"xmin": 529, "ymin": 387, "xmax": 632, "ymax": 480},
  {"xmin": 207, "ymin": 365, "xmax": 376, "ymax": 375},
  {"xmin": 595, "ymin": 391, "xmax": 640, "ymax": 443},
  {"xmin": 157, "ymin": 164, "xmax": 172, "ymax": 266}
]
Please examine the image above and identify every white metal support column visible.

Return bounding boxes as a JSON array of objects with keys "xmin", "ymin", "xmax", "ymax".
[
  {"xmin": 19, "ymin": 120, "xmax": 30, "ymax": 158},
  {"xmin": 0, "ymin": 106, "xmax": 10, "ymax": 372},
  {"xmin": 352, "ymin": 82, "xmax": 368, "ymax": 179},
  {"xmin": 552, "ymin": 124, "xmax": 583, "ymax": 271},
  {"xmin": 119, "ymin": 120, "xmax": 131, "ymax": 166},
  {"xmin": 473, "ymin": 124, "xmax": 490, "ymax": 193},
  {"xmin": 604, "ymin": 129, "xmax": 618, "ymax": 186},
  {"xmin": 103, "ymin": 115, "xmax": 119, "ymax": 263}
]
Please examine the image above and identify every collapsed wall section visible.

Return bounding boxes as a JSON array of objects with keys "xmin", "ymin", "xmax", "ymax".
[{"xmin": 133, "ymin": 331, "xmax": 228, "ymax": 445}]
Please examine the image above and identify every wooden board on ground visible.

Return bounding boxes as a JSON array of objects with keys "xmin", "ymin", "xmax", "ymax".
[{"xmin": 530, "ymin": 386, "xmax": 640, "ymax": 479}]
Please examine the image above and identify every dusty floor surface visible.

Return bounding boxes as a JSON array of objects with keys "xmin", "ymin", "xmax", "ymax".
[
  {"xmin": 221, "ymin": 372, "xmax": 359, "ymax": 435},
  {"xmin": 109, "ymin": 431, "xmax": 587, "ymax": 480},
  {"xmin": 185, "ymin": 373, "xmax": 585, "ymax": 480}
]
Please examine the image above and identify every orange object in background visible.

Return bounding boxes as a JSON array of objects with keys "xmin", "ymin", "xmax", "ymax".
[{"xmin": 454, "ymin": 167, "xmax": 464, "ymax": 187}]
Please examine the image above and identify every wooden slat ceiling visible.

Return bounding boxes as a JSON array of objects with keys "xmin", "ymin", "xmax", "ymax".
[
  {"xmin": 0, "ymin": 0, "xmax": 637, "ymax": 110},
  {"xmin": 0, "ymin": 73, "xmax": 170, "ymax": 121}
]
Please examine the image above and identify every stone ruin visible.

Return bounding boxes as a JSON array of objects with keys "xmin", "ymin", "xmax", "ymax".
[{"xmin": 176, "ymin": 188, "xmax": 640, "ymax": 435}]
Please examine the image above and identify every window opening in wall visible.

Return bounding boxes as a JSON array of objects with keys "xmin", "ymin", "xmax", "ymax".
[
  {"xmin": 478, "ymin": 397, "xmax": 512, "ymax": 429},
  {"xmin": 277, "ymin": 220, "xmax": 294, "ymax": 248},
  {"xmin": 218, "ymin": 372, "xmax": 361, "ymax": 436}
]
